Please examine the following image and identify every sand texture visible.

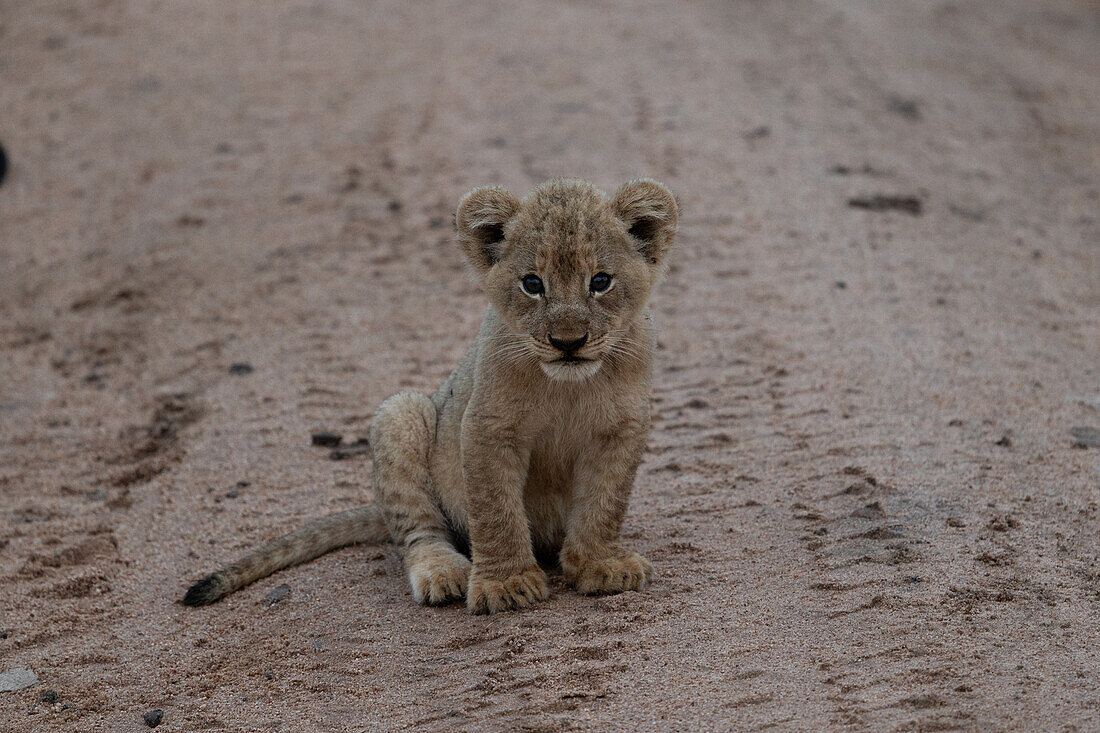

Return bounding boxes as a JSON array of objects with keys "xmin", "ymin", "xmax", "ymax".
[{"xmin": 1, "ymin": 0, "xmax": 1099, "ymax": 730}]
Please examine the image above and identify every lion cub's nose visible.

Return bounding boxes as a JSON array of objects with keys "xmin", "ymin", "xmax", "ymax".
[{"xmin": 548, "ymin": 333, "xmax": 588, "ymax": 354}]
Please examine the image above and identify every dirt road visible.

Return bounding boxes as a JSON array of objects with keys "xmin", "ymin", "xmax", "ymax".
[{"xmin": 2, "ymin": 1, "xmax": 1098, "ymax": 729}]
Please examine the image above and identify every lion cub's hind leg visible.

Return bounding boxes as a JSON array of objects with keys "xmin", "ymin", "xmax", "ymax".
[{"xmin": 371, "ymin": 392, "xmax": 470, "ymax": 606}]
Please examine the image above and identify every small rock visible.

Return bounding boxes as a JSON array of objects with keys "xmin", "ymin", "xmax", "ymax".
[
  {"xmin": 236, "ymin": 480, "xmax": 250, "ymax": 488},
  {"xmin": 38, "ymin": 690, "xmax": 59, "ymax": 704},
  {"xmin": 228, "ymin": 362, "xmax": 253, "ymax": 376},
  {"xmin": 311, "ymin": 432, "xmax": 343, "ymax": 447},
  {"xmin": 0, "ymin": 141, "xmax": 8, "ymax": 188},
  {"xmin": 995, "ymin": 435, "xmax": 1012, "ymax": 447},
  {"xmin": 264, "ymin": 584, "xmax": 291, "ymax": 606},
  {"xmin": 0, "ymin": 668, "xmax": 38, "ymax": 692},
  {"xmin": 264, "ymin": 670, "xmax": 274, "ymax": 680},
  {"xmin": 176, "ymin": 214, "xmax": 205, "ymax": 227},
  {"xmin": 743, "ymin": 125, "xmax": 770, "ymax": 140},
  {"xmin": 143, "ymin": 708, "xmax": 164, "ymax": 728},
  {"xmin": 887, "ymin": 95, "xmax": 921, "ymax": 121},
  {"xmin": 1070, "ymin": 426, "xmax": 1100, "ymax": 448},
  {"xmin": 848, "ymin": 195, "xmax": 922, "ymax": 216},
  {"xmin": 329, "ymin": 438, "xmax": 369, "ymax": 460},
  {"xmin": 225, "ymin": 489, "xmax": 239, "ymax": 499}
]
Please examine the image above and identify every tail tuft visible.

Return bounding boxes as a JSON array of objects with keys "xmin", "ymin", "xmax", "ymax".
[{"xmin": 183, "ymin": 573, "xmax": 229, "ymax": 606}]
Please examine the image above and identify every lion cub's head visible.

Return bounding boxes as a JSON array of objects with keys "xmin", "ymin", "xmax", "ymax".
[{"xmin": 456, "ymin": 178, "xmax": 678, "ymax": 382}]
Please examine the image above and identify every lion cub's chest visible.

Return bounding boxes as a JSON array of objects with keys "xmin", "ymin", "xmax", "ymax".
[{"xmin": 525, "ymin": 380, "xmax": 623, "ymax": 489}]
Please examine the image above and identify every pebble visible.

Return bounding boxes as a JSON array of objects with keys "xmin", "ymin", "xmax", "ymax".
[
  {"xmin": 1070, "ymin": 426, "xmax": 1100, "ymax": 448},
  {"xmin": 264, "ymin": 584, "xmax": 291, "ymax": 606},
  {"xmin": 228, "ymin": 362, "xmax": 254, "ymax": 376},
  {"xmin": 848, "ymin": 195, "xmax": 923, "ymax": 215},
  {"xmin": 38, "ymin": 690, "xmax": 59, "ymax": 704},
  {"xmin": 329, "ymin": 438, "xmax": 369, "ymax": 460},
  {"xmin": 144, "ymin": 708, "xmax": 164, "ymax": 728},
  {"xmin": 0, "ymin": 668, "xmax": 38, "ymax": 692},
  {"xmin": 311, "ymin": 432, "xmax": 343, "ymax": 447}
]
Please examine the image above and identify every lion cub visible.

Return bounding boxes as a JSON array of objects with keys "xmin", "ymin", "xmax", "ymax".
[{"xmin": 183, "ymin": 178, "xmax": 678, "ymax": 614}]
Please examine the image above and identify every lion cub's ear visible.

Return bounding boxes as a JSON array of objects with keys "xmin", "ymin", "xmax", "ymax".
[
  {"xmin": 611, "ymin": 179, "xmax": 679, "ymax": 268},
  {"xmin": 456, "ymin": 186, "xmax": 521, "ymax": 275}
]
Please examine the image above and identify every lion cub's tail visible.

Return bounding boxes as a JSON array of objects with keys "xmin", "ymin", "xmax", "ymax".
[{"xmin": 182, "ymin": 505, "xmax": 390, "ymax": 606}]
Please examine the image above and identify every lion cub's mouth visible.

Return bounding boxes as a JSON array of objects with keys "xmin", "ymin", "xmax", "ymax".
[{"xmin": 540, "ymin": 356, "xmax": 602, "ymax": 382}]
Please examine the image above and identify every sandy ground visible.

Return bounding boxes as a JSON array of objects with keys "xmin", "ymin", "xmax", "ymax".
[{"xmin": 2, "ymin": 0, "xmax": 1099, "ymax": 730}]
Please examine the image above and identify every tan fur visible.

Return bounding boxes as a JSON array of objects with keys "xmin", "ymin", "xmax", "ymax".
[{"xmin": 183, "ymin": 178, "xmax": 678, "ymax": 614}]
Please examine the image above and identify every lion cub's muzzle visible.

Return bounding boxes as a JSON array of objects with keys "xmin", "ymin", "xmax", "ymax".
[{"xmin": 539, "ymin": 331, "xmax": 604, "ymax": 381}]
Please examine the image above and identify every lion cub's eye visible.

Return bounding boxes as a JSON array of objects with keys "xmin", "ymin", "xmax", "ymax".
[
  {"xmin": 520, "ymin": 274, "xmax": 544, "ymax": 296},
  {"xmin": 589, "ymin": 272, "xmax": 612, "ymax": 293}
]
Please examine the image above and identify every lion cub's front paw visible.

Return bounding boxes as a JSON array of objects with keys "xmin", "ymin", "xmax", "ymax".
[
  {"xmin": 407, "ymin": 548, "xmax": 471, "ymax": 606},
  {"xmin": 466, "ymin": 566, "xmax": 550, "ymax": 615},
  {"xmin": 565, "ymin": 552, "xmax": 653, "ymax": 595}
]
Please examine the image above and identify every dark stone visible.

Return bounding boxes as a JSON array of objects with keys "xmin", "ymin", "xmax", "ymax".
[
  {"xmin": 228, "ymin": 362, "xmax": 253, "ymax": 376},
  {"xmin": 311, "ymin": 432, "xmax": 343, "ymax": 447},
  {"xmin": 1070, "ymin": 426, "xmax": 1100, "ymax": 448},
  {"xmin": 264, "ymin": 584, "xmax": 291, "ymax": 606},
  {"xmin": 848, "ymin": 195, "xmax": 922, "ymax": 215},
  {"xmin": 38, "ymin": 690, "xmax": 59, "ymax": 704},
  {"xmin": 887, "ymin": 96, "xmax": 922, "ymax": 120},
  {"xmin": 143, "ymin": 709, "xmax": 164, "ymax": 728},
  {"xmin": 0, "ymin": 142, "xmax": 7, "ymax": 188},
  {"xmin": 328, "ymin": 438, "xmax": 369, "ymax": 460}
]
